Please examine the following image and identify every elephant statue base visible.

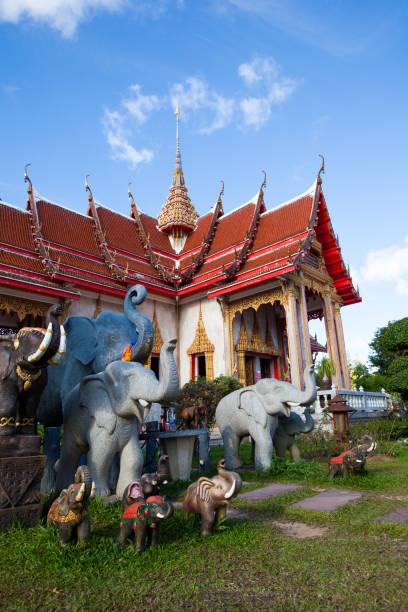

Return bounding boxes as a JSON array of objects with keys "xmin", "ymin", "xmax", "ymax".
[
  {"xmin": 0, "ymin": 444, "xmax": 46, "ymax": 532},
  {"xmin": 118, "ymin": 494, "xmax": 174, "ymax": 553},
  {"xmin": 47, "ymin": 466, "xmax": 95, "ymax": 546},
  {"xmin": 183, "ymin": 459, "xmax": 242, "ymax": 536}
]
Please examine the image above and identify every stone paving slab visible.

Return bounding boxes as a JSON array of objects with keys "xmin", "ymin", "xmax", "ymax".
[
  {"xmin": 374, "ymin": 506, "xmax": 408, "ymax": 525},
  {"xmin": 237, "ymin": 483, "xmax": 302, "ymax": 502},
  {"xmin": 291, "ymin": 489, "xmax": 362, "ymax": 512}
]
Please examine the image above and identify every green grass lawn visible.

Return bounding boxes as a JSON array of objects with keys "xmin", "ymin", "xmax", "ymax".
[{"xmin": 2, "ymin": 446, "xmax": 408, "ymax": 611}]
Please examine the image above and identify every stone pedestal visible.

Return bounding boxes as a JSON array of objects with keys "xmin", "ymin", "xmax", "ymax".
[
  {"xmin": 161, "ymin": 432, "xmax": 196, "ymax": 481},
  {"xmin": 0, "ymin": 436, "xmax": 47, "ymax": 531}
]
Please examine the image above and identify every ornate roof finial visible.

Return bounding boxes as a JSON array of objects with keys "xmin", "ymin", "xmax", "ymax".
[
  {"xmin": 24, "ymin": 163, "xmax": 32, "ymax": 195},
  {"xmin": 217, "ymin": 180, "xmax": 224, "ymax": 204},
  {"xmin": 85, "ymin": 174, "xmax": 93, "ymax": 202},
  {"xmin": 317, "ymin": 154, "xmax": 325, "ymax": 185},
  {"xmin": 128, "ymin": 182, "xmax": 135, "ymax": 204},
  {"xmin": 260, "ymin": 170, "xmax": 266, "ymax": 197}
]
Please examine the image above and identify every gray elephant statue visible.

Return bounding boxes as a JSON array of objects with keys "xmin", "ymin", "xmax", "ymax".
[
  {"xmin": 183, "ymin": 459, "xmax": 242, "ymax": 535},
  {"xmin": 38, "ymin": 284, "xmax": 153, "ymax": 427},
  {"xmin": 273, "ymin": 407, "xmax": 315, "ymax": 461},
  {"xmin": 47, "ymin": 466, "xmax": 95, "ymax": 546},
  {"xmin": 56, "ymin": 339, "xmax": 179, "ymax": 498},
  {"xmin": 216, "ymin": 365, "xmax": 316, "ymax": 471}
]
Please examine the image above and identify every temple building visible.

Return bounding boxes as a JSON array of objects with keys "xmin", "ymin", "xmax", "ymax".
[{"xmin": 0, "ymin": 111, "xmax": 360, "ymax": 391}]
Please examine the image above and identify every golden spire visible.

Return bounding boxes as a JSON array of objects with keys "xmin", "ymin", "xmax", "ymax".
[{"xmin": 157, "ymin": 107, "xmax": 199, "ymax": 245}]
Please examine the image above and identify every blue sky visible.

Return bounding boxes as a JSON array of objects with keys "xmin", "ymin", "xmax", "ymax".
[{"xmin": 1, "ymin": 0, "xmax": 407, "ymax": 366}]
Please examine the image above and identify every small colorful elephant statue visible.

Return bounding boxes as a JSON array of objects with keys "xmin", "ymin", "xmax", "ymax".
[
  {"xmin": 121, "ymin": 455, "xmax": 170, "ymax": 509},
  {"xmin": 118, "ymin": 495, "xmax": 174, "ymax": 552},
  {"xmin": 329, "ymin": 435, "xmax": 376, "ymax": 479},
  {"xmin": 183, "ymin": 459, "xmax": 242, "ymax": 536},
  {"xmin": 47, "ymin": 466, "xmax": 95, "ymax": 546}
]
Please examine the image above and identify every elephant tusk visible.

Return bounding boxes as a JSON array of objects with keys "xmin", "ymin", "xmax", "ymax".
[
  {"xmin": 224, "ymin": 479, "xmax": 236, "ymax": 499},
  {"xmin": 75, "ymin": 482, "xmax": 85, "ymax": 502},
  {"xmin": 48, "ymin": 326, "xmax": 67, "ymax": 365},
  {"xmin": 156, "ymin": 512, "xmax": 165, "ymax": 519},
  {"xmin": 89, "ymin": 481, "xmax": 97, "ymax": 498},
  {"xmin": 27, "ymin": 323, "xmax": 53, "ymax": 362}
]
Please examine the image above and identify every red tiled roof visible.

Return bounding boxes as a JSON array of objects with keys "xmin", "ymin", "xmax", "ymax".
[
  {"xmin": 95, "ymin": 206, "xmax": 146, "ymax": 257},
  {"xmin": 180, "ymin": 211, "xmax": 213, "ymax": 254},
  {"xmin": 251, "ymin": 196, "xmax": 313, "ymax": 253},
  {"xmin": 138, "ymin": 212, "xmax": 174, "ymax": 253},
  {"xmin": 36, "ymin": 200, "xmax": 100, "ymax": 256},
  {"xmin": 0, "ymin": 204, "xmax": 36, "ymax": 252},
  {"xmin": 0, "ymin": 250, "xmax": 45, "ymax": 274},
  {"xmin": 206, "ymin": 203, "xmax": 256, "ymax": 257},
  {"xmin": 50, "ymin": 249, "xmax": 113, "ymax": 278}
]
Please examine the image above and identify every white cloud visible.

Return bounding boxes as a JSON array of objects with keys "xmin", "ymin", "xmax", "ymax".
[
  {"xmin": 102, "ymin": 109, "xmax": 154, "ymax": 168},
  {"xmin": 122, "ymin": 84, "xmax": 162, "ymax": 124},
  {"xmin": 0, "ymin": 0, "xmax": 126, "ymax": 37},
  {"xmin": 170, "ymin": 77, "xmax": 235, "ymax": 135},
  {"xmin": 238, "ymin": 56, "xmax": 298, "ymax": 129},
  {"xmin": 361, "ymin": 235, "xmax": 408, "ymax": 296},
  {"xmin": 238, "ymin": 57, "xmax": 280, "ymax": 85}
]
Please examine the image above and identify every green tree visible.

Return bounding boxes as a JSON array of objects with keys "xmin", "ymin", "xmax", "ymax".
[
  {"xmin": 314, "ymin": 356, "xmax": 332, "ymax": 386},
  {"xmin": 369, "ymin": 317, "xmax": 408, "ymax": 373},
  {"xmin": 349, "ymin": 361, "xmax": 387, "ymax": 392},
  {"xmin": 369, "ymin": 317, "xmax": 408, "ymax": 401}
]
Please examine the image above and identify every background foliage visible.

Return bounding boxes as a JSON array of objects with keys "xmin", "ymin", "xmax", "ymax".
[{"xmin": 177, "ymin": 375, "xmax": 243, "ymax": 427}]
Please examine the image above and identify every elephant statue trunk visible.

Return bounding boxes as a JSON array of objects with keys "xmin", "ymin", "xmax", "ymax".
[
  {"xmin": 125, "ymin": 285, "xmax": 153, "ymax": 364},
  {"xmin": 146, "ymin": 339, "xmax": 179, "ymax": 404}
]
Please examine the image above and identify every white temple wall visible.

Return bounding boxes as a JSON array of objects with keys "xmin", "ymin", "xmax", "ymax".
[
  {"xmin": 178, "ymin": 297, "xmax": 226, "ymax": 386},
  {"xmin": 203, "ymin": 297, "xmax": 226, "ymax": 378}
]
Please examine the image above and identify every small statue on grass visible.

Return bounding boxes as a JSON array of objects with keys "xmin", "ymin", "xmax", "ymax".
[
  {"xmin": 47, "ymin": 466, "xmax": 95, "ymax": 546},
  {"xmin": 121, "ymin": 455, "xmax": 170, "ymax": 508},
  {"xmin": 329, "ymin": 435, "xmax": 376, "ymax": 479},
  {"xmin": 183, "ymin": 459, "xmax": 242, "ymax": 535},
  {"xmin": 118, "ymin": 495, "xmax": 174, "ymax": 552}
]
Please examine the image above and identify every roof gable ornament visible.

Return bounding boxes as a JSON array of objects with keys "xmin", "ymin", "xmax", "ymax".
[
  {"xmin": 24, "ymin": 164, "xmax": 58, "ymax": 279},
  {"xmin": 222, "ymin": 171, "xmax": 266, "ymax": 282},
  {"xmin": 85, "ymin": 175, "xmax": 127, "ymax": 283},
  {"xmin": 317, "ymin": 154, "xmax": 325, "ymax": 185}
]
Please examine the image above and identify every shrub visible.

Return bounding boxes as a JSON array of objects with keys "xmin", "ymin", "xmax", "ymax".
[
  {"xmin": 269, "ymin": 456, "xmax": 323, "ymax": 480},
  {"xmin": 177, "ymin": 375, "xmax": 243, "ymax": 427}
]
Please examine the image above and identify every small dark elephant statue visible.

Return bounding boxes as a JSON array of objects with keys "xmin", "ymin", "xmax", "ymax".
[
  {"xmin": 0, "ymin": 304, "xmax": 65, "ymax": 436},
  {"xmin": 47, "ymin": 466, "xmax": 95, "ymax": 546},
  {"xmin": 118, "ymin": 495, "xmax": 174, "ymax": 552},
  {"xmin": 183, "ymin": 459, "xmax": 242, "ymax": 536},
  {"xmin": 329, "ymin": 435, "xmax": 376, "ymax": 479}
]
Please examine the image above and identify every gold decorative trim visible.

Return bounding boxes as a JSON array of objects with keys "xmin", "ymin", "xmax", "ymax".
[
  {"xmin": 225, "ymin": 288, "xmax": 284, "ymax": 316},
  {"xmin": 187, "ymin": 303, "xmax": 215, "ymax": 380},
  {"xmin": 0, "ymin": 295, "xmax": 49, "ymax": 322},
  {"xmin": 146, "ymin": 302, "xmax": 164, "ymax": 368},
  {"xmin": 16, "ymin": 364, "xmax": 42, "ymax": 391},
  {"xmin": 93, "ymin": 295, "xmax": 102, "ymax": 319}
]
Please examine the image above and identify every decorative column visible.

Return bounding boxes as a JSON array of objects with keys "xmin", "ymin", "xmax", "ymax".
[
  {"xmin": 298, "ymin": 284, "xmax": 312, "ymax": 367},
  {"xmin": 235, "ymin": 318, "xmax": 250, "ymax": 385},
  {"xmin": 322, "ymin": 290, "xmax": 344, "ymax": 389},
  {"xmin": 282, "ymin": 285, "xmax": 303, "ymax": 389},
  {"xmin": 333, "ymin": 303, "xmax": 351, "ymax": 390}
]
